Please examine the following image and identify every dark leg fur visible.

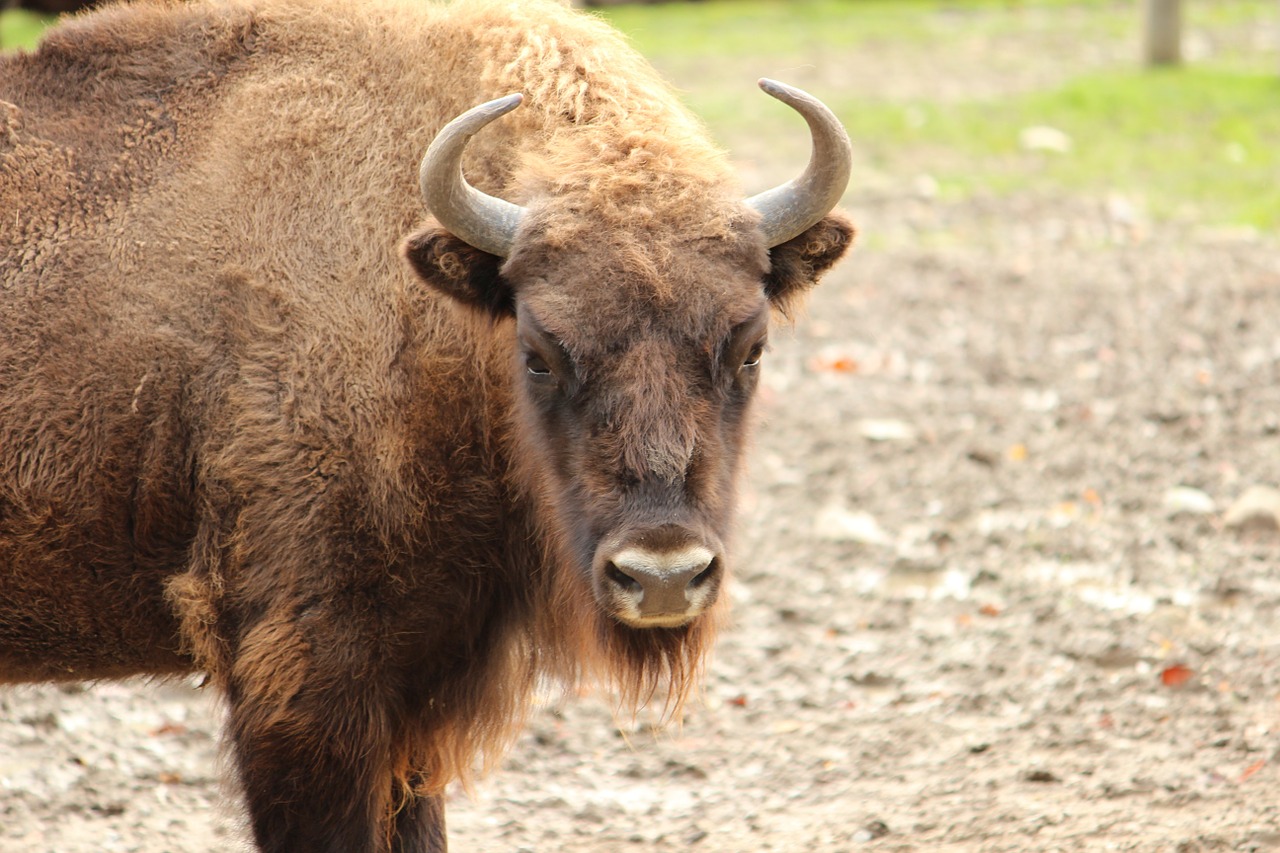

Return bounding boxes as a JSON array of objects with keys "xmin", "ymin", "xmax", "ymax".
[
  {"xmin": 392, "ymin": 783, "xmax": 447, "ymax": 853},
  {"xmin": 233, "ymin": 744, "xmax": 447, "ymax": 852},
  {"xmin": 224, "ymin": 663, "xmax": 447, "ymax": 851},
  {"xmin": 231, "ymin": 706, "xmax": 389, "ymax": 852},
  {"xmin": 226, "ymin": 663, "xmax": 404, "ymax": 853}
]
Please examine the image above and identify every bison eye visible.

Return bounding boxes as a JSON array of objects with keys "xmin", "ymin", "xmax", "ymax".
[
  {"xmin": 742, "ymin": 342, "xmax": 765, "ymax": 369},
  {"xmin": 526, "ymin": 354, "xmax": 553, "ymax": 379}
]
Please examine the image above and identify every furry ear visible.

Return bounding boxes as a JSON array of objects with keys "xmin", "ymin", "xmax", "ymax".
[
  {"xmin": 762, "ymin": 213, "xmax": 856, "ymax": 315},
  {"xmin": 401, "ymin": 226, "xmax": 513, "ymax": 317}
]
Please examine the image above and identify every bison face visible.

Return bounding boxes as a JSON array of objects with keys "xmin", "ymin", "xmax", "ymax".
[
  {"xmin": 502, "ymin": 243, "xmax": 766, "ymax": 631},
  {"xmin": 403, "ymin": 212, "xmax": 853, "ymax": 635}
]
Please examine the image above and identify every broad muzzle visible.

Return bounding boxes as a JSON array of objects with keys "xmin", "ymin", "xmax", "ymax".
[{"xmin": 595, "ymin": 527, "xmax": 724, "ymax": 628}]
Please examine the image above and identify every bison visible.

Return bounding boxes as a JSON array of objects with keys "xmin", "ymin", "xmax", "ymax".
[{"xmin": 0, "ymin": 0, "xmax": 855, "ymax": 849}]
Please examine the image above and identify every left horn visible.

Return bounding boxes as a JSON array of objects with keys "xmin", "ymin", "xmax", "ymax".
[
  {"xmin": 418, "ymin": 93, "xmax": 527, "ymax": 257},
  {"xmin": 746, "ymin": 79, "xmax": 852, "ymax": 248}
]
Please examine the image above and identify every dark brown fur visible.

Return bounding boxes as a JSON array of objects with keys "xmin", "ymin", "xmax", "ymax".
[{"xmin": 0, "ymin": 1, "xmax": 854, "ymax": 850}]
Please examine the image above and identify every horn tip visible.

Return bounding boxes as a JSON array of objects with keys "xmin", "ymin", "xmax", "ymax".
[
  {"xmin": 758, "ymin": 78, "xmax": 812, "ymax": 109},
  {"xmin": 494, "ymin": 92, "xmax": 524, "ymax": 112}
]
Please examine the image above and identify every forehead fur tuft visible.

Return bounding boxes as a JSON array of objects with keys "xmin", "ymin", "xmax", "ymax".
[
  {"xmin": 456, "ymin": 0, "xmax": 745, "ymax": 249},
  {"xmin": 517, "ymin": 128, "xmax": 744, "ymax": 249}
]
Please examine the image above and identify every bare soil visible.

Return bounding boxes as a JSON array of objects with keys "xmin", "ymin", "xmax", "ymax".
[{"xmin": 5, "ymin": 6, "xmax": 1280, "ymax": 853}]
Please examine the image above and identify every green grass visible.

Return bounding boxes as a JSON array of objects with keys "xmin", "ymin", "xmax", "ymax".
[
  {"xmin": 831, "ymin": 69, "xmax": 1280, "ymax": 228},
  {"xmin": 0, "ymin": 9, "xmax": 54, "ymax": 53},
  {"xmin": 599, "ymin": 0, "xmax": 1122, "ymax": 59},
  {"xmin": 597, "ymin": 0, "xmax": 1280, "ymax": 229}
]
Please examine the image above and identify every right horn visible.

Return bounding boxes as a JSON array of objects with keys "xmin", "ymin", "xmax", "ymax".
[
  {"xmin": 418, "ymin": 93, "xmax": 528, "ymax": 258},
  {"xmin": 745, "ymin": 79, "xmax": 853, "ymax": 249}
]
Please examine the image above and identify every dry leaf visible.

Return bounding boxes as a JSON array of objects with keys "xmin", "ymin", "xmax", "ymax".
[
  {"xmin": 1160, "ymin": 663, "xmax": 1194, "ymax": 688},
  {"xmin": 1240, "ymin": 759, "xmax": 1266, "ymax": 782},
  {"xmin": 808, "ymin": 354, "xmax": 859, "ymax": 374}
]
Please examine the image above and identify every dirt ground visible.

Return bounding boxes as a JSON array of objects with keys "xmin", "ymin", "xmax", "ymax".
[{"xmin": 4, "ymin": 5, "xmax": 1280, "ymax": 853}]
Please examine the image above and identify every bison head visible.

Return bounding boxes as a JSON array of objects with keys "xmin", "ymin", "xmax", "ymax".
[{"xmin": 402, "ymin": 80, "xmax": 853, "ymax": 699}]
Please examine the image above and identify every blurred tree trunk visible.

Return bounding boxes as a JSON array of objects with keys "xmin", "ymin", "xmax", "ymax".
[{"xmin": 1143, "ymin": 0, "xmax": 1182, "ymax": 66}]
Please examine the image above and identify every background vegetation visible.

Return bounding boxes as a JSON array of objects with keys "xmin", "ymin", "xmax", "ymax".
[
  {"xmin": 3, "ymin": 1, "xmax": 1277, "ymax": 227},
  {"xmin": 596, "ymin": 0, "xmax": 1280, "ymax": 229},
  {"xmin": 0, "ymin": 7, "xmax": 53, "ymax": 51}
]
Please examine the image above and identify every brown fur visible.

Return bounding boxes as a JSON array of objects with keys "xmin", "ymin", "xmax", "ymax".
[{"xmin": 0, "ymin": 1, "xmax": 854, "ymax": 850}]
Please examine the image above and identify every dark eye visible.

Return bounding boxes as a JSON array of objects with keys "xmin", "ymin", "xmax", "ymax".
[
  {"xmin": 526, "ymin": 353, "xmax": 553, "ymax": 379},
  {"xmin": 742, "ymin": 342, "xmax": 765, "ymax": 369}
]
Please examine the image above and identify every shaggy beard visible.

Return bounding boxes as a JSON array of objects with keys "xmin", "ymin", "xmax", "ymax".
[
  {"xmin": 396, "ymin": 554, "xmax": 723, "ymax": 800},
  {"xmin": 424, "ymin": 434, "xmax": 729, "ymax": 794},
  {"xmin": 544, "ymin": 561, "xmax": 725, "ymax": 720}
]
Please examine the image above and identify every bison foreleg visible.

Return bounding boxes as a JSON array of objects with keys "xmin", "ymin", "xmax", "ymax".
[
  {"xmin": 227, "ymin": 686, "xmax": 398, "ymax": 852},
  {"xmin": 391, "ymin": 781, "xmax": 447, "ymax": 853},
  {"xmin": 222, "ymin": 612, "xmax": 440, "ymax": 853}
]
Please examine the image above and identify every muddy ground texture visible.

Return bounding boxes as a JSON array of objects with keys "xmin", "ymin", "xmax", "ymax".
[{"xmin": 5, "ymin": 5, "xmax": 1280, "ymax": 852}]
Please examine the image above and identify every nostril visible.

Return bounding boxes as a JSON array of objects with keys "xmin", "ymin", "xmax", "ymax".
[
  {"xmin": 605, "ymin": 561, "xmax": 643, "ymax": 595},
  {"xmin": 688, "ymin": 557, "xmax": 719, "ymax": 589}
]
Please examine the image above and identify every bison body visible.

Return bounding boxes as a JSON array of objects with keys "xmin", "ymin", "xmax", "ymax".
[{"xmin": 0, "ymin": 0, "xmax": 853, "ymax": 849}]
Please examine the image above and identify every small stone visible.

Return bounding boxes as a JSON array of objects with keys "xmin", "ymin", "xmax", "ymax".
[
  {"xmin": 1020, "ymin": 388, "xmax": 1059, "ymax": 413},
  {"xmin": 1106, "ymin": 192, "xmax": 1142, "ymax": 227},
  {"xmin": 855, "ymin": 418, "xmax": 917, "ymax": 443},
  {"xmin": 913, "ymin": 173, "xmax": 939, "ymax": 199},
  {"xmin": 1090, "ymin": 644, "xmax": 1141, "ymax": 670},
  {"xmin": 1019, "ymin": 125, "xmax": 1072, "ymax": 154},
  {"xmin": 1162, "ymin": 486, "xmax": 1216, "ymax": 517},
  {"xmin": 966, "ymin": 448, "xmax": 998, "ymax": 468},
  {"xmin": 814, "ymin": 505, "xmax": 890, "ymax": 545},
  {"xmin": 1223, "ymin": 485, "xmax": 1280, "ymax": 531},
  {"xmin": 852, "ymin": 819, "xmax": 891, "ymax": 842}
]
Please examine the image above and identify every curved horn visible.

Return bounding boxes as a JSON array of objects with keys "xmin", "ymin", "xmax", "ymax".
[
  {"xmin": 418, "ymin": 93, "xmax": 527, "ymax": 257},
  {"xmin": 746, "ymin": 79, "xmax": 852, "ymax": 248}
]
